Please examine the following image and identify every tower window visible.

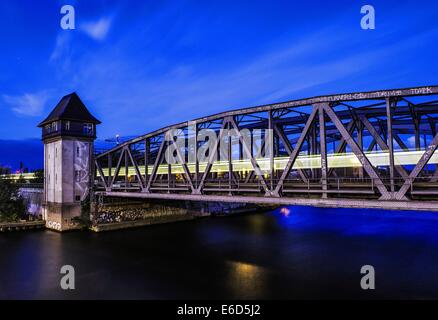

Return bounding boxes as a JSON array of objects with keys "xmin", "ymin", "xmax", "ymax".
[
  {"xmin": 83, "ymin": 123, "xmax": 93, "ymax": 135},
  {"xmin": 65, "ymin": 121, "xmax": 70, "ymax": 130},
  {"xmin": 51, "ymin": 122, "xmax": 58, "ymax": 131},
  {"xmin": 75, "ymin": 170, "xmax": 81, "ymax": 182}
]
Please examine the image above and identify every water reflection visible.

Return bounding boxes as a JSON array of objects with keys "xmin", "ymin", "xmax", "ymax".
[
  {"xmin": 3, "ymin": 206, "xmax": 438, "ymax": 299},
  {"xmin": 1, "ymin": 231, "xmax": 64, "ymax": 299},
  {"xmin": 273, "ymin": 205, "xmax": 438, "ymax": 244},
  {"xmin": 226, "ymin": 260, "xmax": 267, "ymax": 299},
  {"xmin": 280, "ymin": 207, "xmax": 291, "ymax": 217}
]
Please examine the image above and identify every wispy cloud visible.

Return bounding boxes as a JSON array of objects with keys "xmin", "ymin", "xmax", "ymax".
[
  {"xmin": 2, "ymin": 92, "xmax": 50, "ymax": 117},
  {"xmin": 50, "ymin": 33, "xmax": 71, "ymax": 62},
  {"xmin": 407, "ymin": 136, "xmax": 416, "ymax": 147},
  {"xmin": 45, "ymin": 3, "xmax": 438, "ymax": 139},
  {"xmin": 72, "ymin": 28, "xmax": 376, "ymax": 121},
  {"xmin": 80, "ymin": 17, "xmax": 113, "ymax": 41}
]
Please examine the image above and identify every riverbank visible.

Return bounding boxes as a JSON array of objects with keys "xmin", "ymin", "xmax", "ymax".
[
  {"xmin": 91, "ymin": 214, "xmax": 195, "ymax": 232},
  {"xmin": 0, "ymin": 220, "xmax": 45, "ymax": 232},
  {"xmin": 1, "ymin": 204, "xmax": 269, "ymax": 233}
]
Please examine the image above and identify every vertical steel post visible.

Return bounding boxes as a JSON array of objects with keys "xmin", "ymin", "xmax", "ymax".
[
  {"xmin": 318, "ymin": 104, "xmax": 328, "ymax": 198},
  {"xmin": 194, "ymin": 123, "xmax": 199, "ymax": 189},
  {"xmin": 228, "ymin": 125, "xmax": 232, "ymax": 195},
  {"xmin": 107, "ymin": 153, "xmax": 112, "ymax": 189},
  {"xmin": 357, "ymin": 121, "xmax": 364, "ymax": 179},
  {"xmin": 307, "ymin": 136, "xmax": 311, "ymax": 156},
  {"xmin": 124, "ymin": 148, "xmax": 128, "ymax": 188},
  {"xmin": 268, "ymin": 110, "xmax": 275, "ymax": 190},
  {"xmin": 415, "ymin": 117, "xmax": 421, "ymax": 151},
  {"xmin": 145, "ymin": 139, "xmax": 149, "ymax": 185},
  {"xmin": 168, "ymin": 161, "xmax": 171, "ymax": 193},
  {"xmin": 238, "ymin": 140, "xmax": 243, "ymax": 180},
  {"xmin": 386, "ymin": 98, "xmax": 395, "ymax": 195},
  {"xmin": 311, "ymin": 125, "xmax": 317, "ymax": 179},
  {"xmin": 249, "ymin": 129, "xmax": 254, "ymax": 181}
]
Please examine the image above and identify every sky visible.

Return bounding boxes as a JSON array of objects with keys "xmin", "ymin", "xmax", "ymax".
[{"xmin": 0, "ymin": 0, "xmax": 438, "ymax": 170}]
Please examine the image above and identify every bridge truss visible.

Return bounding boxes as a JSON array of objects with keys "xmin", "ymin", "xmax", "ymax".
[{"xmin": 94, "ymin": 86, "xmax": 438, "ymax": 211}]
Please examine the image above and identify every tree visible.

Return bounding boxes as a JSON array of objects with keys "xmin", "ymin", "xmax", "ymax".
[
  {"xmin": 0, "ymin": 165, "xmax": 11, "ymax": 175},
  {"xmin": 0, "ymin": 178, "xmax": 26, "ymax": 222},
  {"xmin": 33, "ymin": 169, "xmax": 44, "ymax": 183}
]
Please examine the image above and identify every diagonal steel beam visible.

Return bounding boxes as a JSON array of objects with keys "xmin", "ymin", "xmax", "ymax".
[
  {"xmin": 125, "ymin": 146, "xmax": 145, "ymax": 190},
  {"xmin": 393, "ymin": 134, "xmax": 409, "ymax": 151},
  {"xmin": 170, "ymin": 136, "xmax": 195, "ymax": 193},
  {"xmin": 273, "ymin": 124, "xmax": 308, "ymax": 183},
  {"xmin": 95, "ymin": 159, "xmax": 108, "ymax": 189},
  {"xmin": 244, "ymin": 135, "xmax": 268, "ymax": 184},
  {"xmin": 394, "ymin": 131, "xmax": 438, "ymax": 200},
  {"xmin": 273, "ymin": 107, "xmax": 318, "ymax": 196},
  {"xmin": 322, "ymin": 104, "xmax": 392, "ymax": 200},
  {"xmin": 195, "ymin": 120, "xmax": 228, "ymax": 194},
  {"xmin": 327, "ymin": 120, "xmax": 356, "ymax": 177},
  {"xmin": 229, "ymin": 117, "xmax": 271, "ymax": 195},
  {"xmin": 359, "ymin": 115, "xmax": 388, "ymax": 150},
  {"xmin": 110, "ymin": 149, "xmax": 125, "ymax": 188},
  {"xmin": 359, "ymin": 115, "xmax": 408, "ymax": 179},
  {"xmin": 367, "ymin": 139, "xmax": 377, "ymax": 152},
  {"xmin": 146, "ymin": 138, "xmax": 167, "ymax": 192}
]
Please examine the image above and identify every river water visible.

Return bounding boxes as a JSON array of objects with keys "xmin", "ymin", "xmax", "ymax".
[{"xmin": 1, "ymin": 205, "xmax": 438, "ymax": 299}]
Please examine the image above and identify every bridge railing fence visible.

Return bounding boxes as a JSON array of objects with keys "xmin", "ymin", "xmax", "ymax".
[{"xmin": 95, "ymin": 174, "xmax": 438, "ymax": 200}]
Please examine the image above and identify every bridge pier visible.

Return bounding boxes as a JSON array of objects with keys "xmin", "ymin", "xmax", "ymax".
[{"xmin": 89, "ymin": 196, "xmax": 265, "ymax": 231}]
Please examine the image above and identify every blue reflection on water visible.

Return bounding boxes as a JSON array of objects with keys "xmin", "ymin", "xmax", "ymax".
[{"xmin": 273, "ymin": 205, "xmax": 438, "ymax": 244}]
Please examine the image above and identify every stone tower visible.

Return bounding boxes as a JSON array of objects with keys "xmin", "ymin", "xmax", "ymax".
[{"xmin": 38, "ymin": 93, "xmax": 101, "ymax": 231}]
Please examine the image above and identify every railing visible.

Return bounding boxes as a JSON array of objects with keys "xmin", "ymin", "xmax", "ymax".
[
  {"xmin": 95, "ymin": 175, "xmax": 438, "ymax": 197},
  {"xmin": 16, "ymin": 183, "xmax": 44, "ymax": 189}
]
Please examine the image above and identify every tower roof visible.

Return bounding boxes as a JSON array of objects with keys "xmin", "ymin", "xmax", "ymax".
[{"xmin": 38, "ymin": 92, "xmax": 101, "ymax": 127}]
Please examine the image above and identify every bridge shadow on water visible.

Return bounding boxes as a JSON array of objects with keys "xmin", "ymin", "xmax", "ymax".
[{"xmin": 2, "ymin": 206, "xmax": 438, "ymax": 299}]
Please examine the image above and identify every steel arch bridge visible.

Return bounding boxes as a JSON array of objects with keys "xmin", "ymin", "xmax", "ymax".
[{"xmin": 94, "ymin": 85, "xmax": 438, "ymax": 211}]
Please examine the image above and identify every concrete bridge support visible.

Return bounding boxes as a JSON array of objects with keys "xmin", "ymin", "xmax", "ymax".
[{"xmin": 90, "ymin": 196, "xmax": 266, "ymax": 232}]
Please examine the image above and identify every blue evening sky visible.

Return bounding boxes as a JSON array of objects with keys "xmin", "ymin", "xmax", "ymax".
[{"xmin": 0, "ymin": 0, "xmax": 437, "ymax": 169}]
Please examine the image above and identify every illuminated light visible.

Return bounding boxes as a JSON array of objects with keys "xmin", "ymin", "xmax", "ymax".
[
  {"xmin": 280, "ymin": 207, "xmax": 291, "ymax": 217},
  {"xmin": 4, "ymin": 149, "xmax": 438, "ymax": 180},
  {"xmin": 226, "ymin": 260, "xmax": 266, "ymax": 298},
  {"xmin": 93, "ymin": 150, "xmax": 438, "ymax": 178}
]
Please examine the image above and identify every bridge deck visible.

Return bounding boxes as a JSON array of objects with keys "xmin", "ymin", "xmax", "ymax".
[{"xmin": 97, "ymin": 191, "xmax": 438, "ymax": 212}]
